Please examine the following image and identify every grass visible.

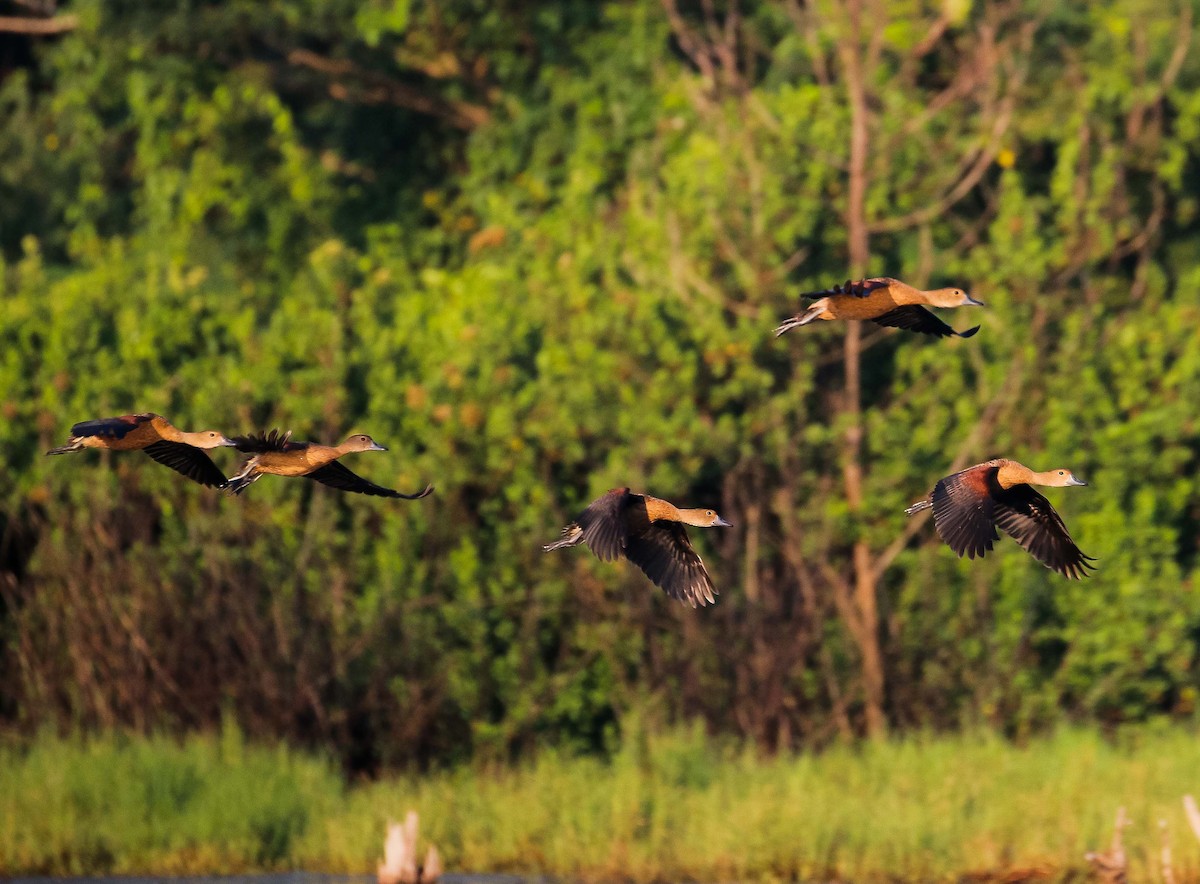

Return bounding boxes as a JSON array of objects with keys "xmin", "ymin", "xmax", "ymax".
[{"xmin": 2, "ymin": 720, "xmax": 1200, "ymax": 880}]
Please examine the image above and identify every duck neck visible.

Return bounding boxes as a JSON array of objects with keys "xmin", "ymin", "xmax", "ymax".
[
  {"xmin": 995, "ymin": 462, "xmax": 1036, "ymax": 489},
  {"xmin": 889, "ymin": 280, "xmax": 923, "ymax": 305},
  {"xmin": 162, "ymin": 426, "xmax": 196, "ymax": 445},
  {"xmin": 644, "ymin": 498, "xmax": 682, "ymax": 522},
  {"xmin": 328, "ymin": 441, "xmax": 356, "ymax": 457}
]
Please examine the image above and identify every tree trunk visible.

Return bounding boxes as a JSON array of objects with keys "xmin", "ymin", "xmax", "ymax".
[{"xmin": 840, "ymin": 0, "xmax": 887, "ymax": 738}]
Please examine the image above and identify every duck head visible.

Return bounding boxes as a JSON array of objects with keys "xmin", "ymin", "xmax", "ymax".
[
  {"xmin": 1044, "ymin": 468, "xmax": 1087, "ymax": 487},
  {"xmin": 927, "ymin": 287, "xmax": 984, "ymax": 308},
  {"xmin": 342, "ymin": 434, "xmax": 387, "ymax": 452},
  {"xmin": 680, "ymin": 508, "xmax": 734, "ymax": 528},
  {"xmin": 189, "ymin": 430, "xmax": 238, "ymax": 449}
]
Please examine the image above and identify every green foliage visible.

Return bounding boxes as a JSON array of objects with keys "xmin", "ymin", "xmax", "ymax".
[{"xmin": 1, "ymin": 0, "xmax": 1199, "ymax": 769}]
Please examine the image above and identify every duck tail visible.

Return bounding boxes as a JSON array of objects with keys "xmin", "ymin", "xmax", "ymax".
[
  {"xmin": 543, "ymin": 524, "xmax": 583, "ymax": 553},
  {"xmin": 46, "ymin": 437, "xmax": 85, "ymax": 456},
  {"xmin": 774, "ymin": 301, "xmax": 826, "ymax": 337},
  {"xmin": 904, "ymin": 498, "xmax": 933, "ymax": 516},
  {"xmin": 396, "ymin": 484, "xmax": 435, "ymax": 500}
]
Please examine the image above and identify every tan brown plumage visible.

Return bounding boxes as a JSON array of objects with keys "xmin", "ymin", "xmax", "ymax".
[
  {"xmin": 905, "ymin": 458, "xmax": 1096, "ymax": 579},
  {"xmin": 46, "ymin": 412, "xmax": 234, "ymax": 488},
  {"xmin": 226, "ymin": 429, "xmax": 434, "ymax": 499},
  {"xmin": 543, "ymin": 488, "xmax": 732, "ymax": 607},
  {"xmin": 775, "ymin": 276, "xmax": 984, "ymax": 338}
]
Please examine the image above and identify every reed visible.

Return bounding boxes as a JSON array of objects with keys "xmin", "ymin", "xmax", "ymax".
[{"xmin": 4, "ymin": 722, "xmax": 1200, "ymax": 881}]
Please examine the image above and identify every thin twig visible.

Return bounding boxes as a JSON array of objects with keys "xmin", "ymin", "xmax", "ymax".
[
  {"xmin": 1182, "ymin": 795, "xmax": 1200, "ymax": 842},
  {"xmin": 1161, "ymin": 819, "xmax": 1175, "ymax": 884}
]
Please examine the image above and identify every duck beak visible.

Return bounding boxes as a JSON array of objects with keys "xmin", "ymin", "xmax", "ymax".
[
  {"xmin": 714, "ymin": 516, "xmax": 733, "ymax": 528},
  {"xmin": 1068, "ymin": 475, "xmax": 1087, "ymax": 486},
  {"xmin": 369, "ymin": 441, "xmax": 388, "ymax": 452},
  {"xmin": 219, "ymin": 437, "xmax": 238, "ymax": 447},
  {"xmin": 964, "ymin": 294, "xmax": 985, "ymax": 307}
]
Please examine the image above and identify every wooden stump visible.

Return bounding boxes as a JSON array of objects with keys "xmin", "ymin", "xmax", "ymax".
[{"xmin": 378, "ymin": 809, "xmax": 441, "ymax": 884}]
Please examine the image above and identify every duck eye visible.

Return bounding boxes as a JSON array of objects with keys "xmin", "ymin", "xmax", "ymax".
[{"xmin": 1058, "ymin": 471, "xmax": 1064, "ymax": 475}]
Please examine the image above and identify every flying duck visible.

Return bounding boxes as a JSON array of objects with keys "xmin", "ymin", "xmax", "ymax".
[
  {"xmin": 227, "ymin": 429, "xmax": 434, "ymax": 499},
  {"xmin": 543, "ymin": 488, "xmax": 732, "ymax": 607},
  {"xmin": 905, "ymin": 458, "xmax": 1096, "ymax": 579},
  {"xmin": 775, "ymin": 277, "xmax": 984, "ymax": 338},
  {"xmin": 46, "ymin": 412, "xmax": 235, "ymax": 488}
]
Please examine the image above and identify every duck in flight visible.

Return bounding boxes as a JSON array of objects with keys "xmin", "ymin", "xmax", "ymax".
[
  {"xmin": 544, "ymin": 488, "xmax": 732, "ymax": 607},
  {"xmin": 775, "ymin": 277, "xmax": 984, "ymax": 339},
  {"xmin": 46, "ymin": 412, "xmax": 235, "ymax": 488},
  {"xmin": 227, "ymin": 430, "xmax": 434, "ymax": 499},
  {"xmin": 905, "ymin": 458, "xmax": 1096, "ymax": 579}
]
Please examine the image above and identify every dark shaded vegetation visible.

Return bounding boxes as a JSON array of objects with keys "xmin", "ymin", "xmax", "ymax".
[{"xmin": 1, "ymin": 0, "xmax": 1199, "ymax": 773}]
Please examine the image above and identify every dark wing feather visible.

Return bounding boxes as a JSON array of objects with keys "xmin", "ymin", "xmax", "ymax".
[
  {"xmin": 931, "ymin": 469, "xmax": 1000, "ymax": 560},
  {"xmin": 143, "ymin": 440, "xmax": 228, "ymax": 488},
  {"xmin": 871, "ymin": 305, "xmax": 979, "ymax": 338},
  {"xmin": 800, "ymin": 277, "xmax": 894, "ymax": 300},
  {"xmin": 304, "ymin": 460, "xmax": 434, "ymax": 499},
  {"xmin": 230, "ymin": 429, "xmax": 303, "ymax": 453},
  {"xmin": 70, "ymin": 413, "xmax": 155, "ymax": 440},
  {"xmin": 992, "ymin": 485, "xmax": 1096, "ymax": 579},
  {"xmin": 624, "ymin": 522, "xmax": 717, "ymax": 608},
  {"xmin": 574, "ymin": 488, "xmax": 638, "ymax": 561}
]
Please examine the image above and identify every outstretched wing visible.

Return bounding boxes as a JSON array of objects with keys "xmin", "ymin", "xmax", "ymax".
[
  {"xmin": 70, "ymin": 413, "xmax": 156, "ymax": 440},
  {"xmin": 800, "ymin": 277, "xmax": 894, "ymax": 300},
  {"xmin": 574, "ymin": 488, "xmax": 639, "ymax": 561},
  {"xmin": 992, "ymin": 485, "xmax": 1096, "ymax": 579},
  {"xmin": 143, "ymin": 441, "xmax": 228, "ymax": 488},
  {"xmin": 624, "ymin": 522, "xmax": 717, "ymax": 608},
  {"xmin": 230, "ymin": 429, "xmax": 303, "ymax": 453},
  {"xmin": 304, "ymin": 460, "xmax": 434, "ymax": 499},
  {"xmin": 931, "ymin": 468, "xmax": 1000, "ymax": 560},
  {"xmin": 871, "ymin": 305, "xmax": 979, "ymax": 338}
]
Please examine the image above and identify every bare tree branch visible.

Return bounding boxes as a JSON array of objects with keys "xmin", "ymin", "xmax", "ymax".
[
  {"xmin": 0, "ymin": 13, "xmax": 77, "ymax": 34},
  {"xmin": 911, "ymin": 16, "xmax": 949, "ymax": 58},
  {"xmin": 661, "ymin": 0, "xmax": 719, "ymax": 88},
  {"xmin": 868, "ymin": 94, "xmax": 1015, "ymax": 234},
  {"xmin": 286, "ymin": 48, "xmax": 489, "ymax": 130},
  {"xmin": 1161, "ymin": 3, "xmax": 1193, "ymax": 93}
]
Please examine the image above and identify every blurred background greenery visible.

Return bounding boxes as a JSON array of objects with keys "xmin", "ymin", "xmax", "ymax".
[{"xmin": 1, "ymin": 0, "xmax": 1199, "ymax": 793}]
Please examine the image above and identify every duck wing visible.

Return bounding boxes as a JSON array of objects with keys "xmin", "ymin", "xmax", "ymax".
[
  {"xmin": 143, "ymin": 441, "xmax": 228, "ymax": 488},
  {"xmin": 70, "ymin": 413, "xmax": 157, "ymax": 440},
  {"xmin": 572, "ymin": 488, "xmax": 640, "ymax": 561},
  {"xmin": 230, "ymin": 429, "xmax": 302, "ymax": 453},
  {"xmin": 871, "ymin": 305, "xmax": 979, "ymax": 338},
  {"xmin": 624, "ymin": 522, "xmax": 717, "ymax": 608},
  {"xmin": 800, "ymin": 277, "xmax": 895, "ymax": 299},
  {"xmin": 304, "ymin": 460, "xmax": 434, "ymax": 499},
  {"xmin": 931, "ymin": 468, "xmax": 1001, "ymax": 560},
  {"xmin": 992, "ymin": 485, "xmax": 1096, "ymax": 579}
]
